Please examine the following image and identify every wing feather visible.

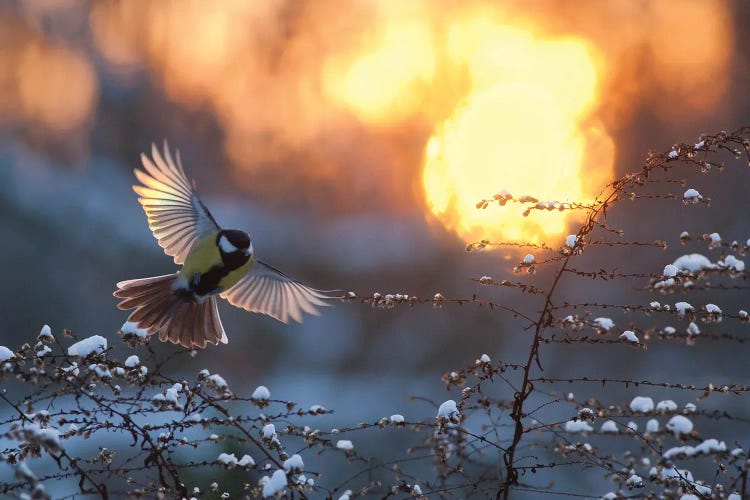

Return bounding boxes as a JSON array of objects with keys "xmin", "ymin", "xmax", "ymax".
[
  {"xmin": 134, "ymin": 141, "xmax": 220, "ymax": 264},
  {"xmin": 221, "ymin": 260, "xmax": 332, "ymax": 324}
]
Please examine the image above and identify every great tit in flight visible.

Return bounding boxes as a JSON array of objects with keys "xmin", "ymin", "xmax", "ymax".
[{"xmin": 114, "ymin": 143, "xmax": 330, "ymax": 348}]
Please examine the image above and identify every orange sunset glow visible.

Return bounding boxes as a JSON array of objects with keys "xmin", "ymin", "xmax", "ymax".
[
  {"xmin": 422, "ymin": 21, "xmax": 611, "ymax": 243},
  {"xmin": 0, "ymin": 0, "xmax": 736, "ymax": 247}
]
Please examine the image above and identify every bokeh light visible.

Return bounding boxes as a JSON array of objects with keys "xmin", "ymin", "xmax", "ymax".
[
  {"xmin": 0, "ymin": 0, "xmax": 736, "ymax": 238},
  {"xmin": 423, "ymin": 22, "xmax": 612, "ymax": 244}
]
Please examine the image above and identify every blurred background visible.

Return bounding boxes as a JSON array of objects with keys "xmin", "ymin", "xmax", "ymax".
[{"xmin": 2, "ymin": 0, "xmax": 750, "ymax": 496}]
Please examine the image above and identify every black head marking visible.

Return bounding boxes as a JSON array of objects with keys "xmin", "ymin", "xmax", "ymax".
[{"xmin": 218, "ymin": 229, "xmax": 250, "ymax": 252}]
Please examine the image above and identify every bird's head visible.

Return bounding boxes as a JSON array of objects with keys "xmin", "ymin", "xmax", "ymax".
[{"xmin": 218, "ymin": 229, "xmax": 253, "ymax": 258}]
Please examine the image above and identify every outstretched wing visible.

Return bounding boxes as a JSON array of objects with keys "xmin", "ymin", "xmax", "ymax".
[
  {"xmin": 133, "ymin": 142, "xmax": 220, "ymax": 265},
  {"xmin": 221, "ymin": 260, "xmax": 331, "ymax": 324}
]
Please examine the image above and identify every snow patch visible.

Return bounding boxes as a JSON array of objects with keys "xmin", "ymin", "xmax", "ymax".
[
  {"xmin": 666, "ymin": 415, "xmax": 693, "ymax": 436},
  {"xmin": 630, "ymin": 396, "xmax": 654, "ymax": 413},
  {"xmin": 261, "ymin": 469, "xmax": 287, "ymax": 497},
  {"xmin": 121, "ymin": 321, "xmax": 147, "ymax": 338},
  {"xmin": 0, "ymin": 346, "xmax": 14, "ymax": 362},
  {"xmin": 252, "ymin": 386, "xmax": 270, "ymax": 400},
  {"xmin": 67, "ymin": 335, "xmax": 107, "ymax": 357},
  {"xmin": 673, "ymin": 254, "xmax": 714, "ymax": 272},
  {"xmin": 336, "ymin": 440, "xmax": 354, "ymax": 450}
]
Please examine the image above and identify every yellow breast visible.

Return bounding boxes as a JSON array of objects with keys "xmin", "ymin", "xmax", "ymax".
[
  {"xmin": 179, "ymin": 233, "xmax": 222, "ymax": 279},
  {"xmin": 218, "ymin": 256, "xmax": 254, "ymax": 291},
  {"xmin": 178, "ymin": 233, "xmax": 254, "ymax": 295}
]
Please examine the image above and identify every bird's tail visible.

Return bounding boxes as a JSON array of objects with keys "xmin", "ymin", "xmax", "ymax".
[{"xmin": 114, "ymin": 274, "xmax": 227, "ymax": 348}]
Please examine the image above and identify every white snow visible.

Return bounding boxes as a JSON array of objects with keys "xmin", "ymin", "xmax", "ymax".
[
  {"xmin": 389, "ymin": 414, "xmax": 405, "ymax": 423},
  {"xmin": 564, "ymin": 420, "xmax": 593, "ymax": 433},
  {"xmin": 668, "ymin": 150, "xmax": 679, "ymax": 159},
  {"xmin": 261, "ymin": 469, "xmax": 287, "ymax": 497},
  {"xmin": 38, "ymin": 325, "xmax": 53, "ymax": 340},
  {"xmin": 593, "ymin": 317, "xmax": 614, "ymax": 331},
  {"xmin": 252, "ymin": 386, "xmax": 270, "ymax": 400},
  {"xmin": 664, "ymin": 439, "xmax": 726, "ymax": 459},
  {"xmin": 683, "ymin": 188, "xmax": 701, "ymax": 200},
  {"xmin": 626, "ymin": 474, "xmax": 643, "ymax": 488},
  {"xmin": 336, "ymin": 439, "xmax": 354, "ymax": 450},
  {"xmin": 656, "ymin": 400, "xmax": 678, "ymax": 412},
  {"xmin": 238, "ymin": 454, "xmax": 255, "ymax": 467},
  {"xmin": 666, "ymin": 415, "xmax": 693, "ymax": 436},
  {"xmin": 217, "ymin": 453, "xmax": 238, "ymax": 467},
  {"xmin": 283, "ymin": 454, "xmax": 304, "ymax": 472},
  {"xmin": 579, "ymin": 408, "xmax": 595, "ymax": 421},
  {"xmin": 337, "ymin": 490, "xmax": 353, "ymax": 500},
  {"xmin": 620, "ymin": 331, "xmax": 639, "ymax": 344},
  {"xmin": 35, "ymin": 343, "xmax": 52, "ymax": 357},
  {"xmin": 630, "ymin": 396, "xmax": 654, "ymax": 413},
  {"xmin": 437, "ymin": 400, "xmax": 460, "ymax": 422},
  {"xmin": 709, "ymin": 232, "xmax": 721, "ymax": 243},
  {"xmin": 62, "ymin": 362, "xmax": 79, "ymax": 376},
  {"xmin": 124, "ymin": 355, "xmax": 140, "ymax": 368},
  {"xmin": 659, "ymin": 466, "xmax": 694, "ymax": 482},
  {"xmin": 695, "ymin": 438, "xmax": 726, "ymax": 454},
  {"xmin": 674, "ymin": 302, "xmax": 694, "ymax": 316},
  {"xmin": 685, "ymin": 402, "xmax": 697, "ymax": 412},
  {"xmin": 67, "ymin": 335, "xmax": 107, "ymax": 357},
  {"xmin": 121, "ymin": 321, "xmax": 147, "ymax": 338},
  {"xmin": 479, "ymin": 353, "xmax": 491, "ymax": 363},
  {"xmin": 723, "ymin": 255, "xmax": 745, "ymax": 271},
  {"xmin": 89, "ymin": 364, "xmax": 111, "ymax": 378},
  {"xmin": 686, "ymin": 322, "xmax": 701, "ymax": 335},
  {"xmin": 663, "ymin": 264, "xmax": 678, "ymax": 277},
  {"xmin": 565, "ymin": 234, "xmax": 579, "ymax": 248},
  {"xmin": 207, "ymin": 374, "xmax": 228, "ymax": 390},
  {"xmin": 646, "ymin": 419, "xmax": 660, "ymax": 433},
  {"xmin": 262, "ymin": 423, "xmax": 276, "ymax": 439},
  {"xmin": 523, "ymin": 254, "xmax": 535, "ymax": 264},
  {"xmin": 600, "ymin": 420, "xmax": 618, "ymax": 433},
  {"xmin": 165, "ymin": 383, "xmax": 182, "ymax": 404},
  {"xmin": 673, "ymin": 254, "xmax": 714, "ymax": 272},
  {"xmin": 0, "ymin": 346, "xmax": 13, "ymax": 362},
  {"xmin": 705, "ymin": 303, "xmax": 722, "ymax": 314}
]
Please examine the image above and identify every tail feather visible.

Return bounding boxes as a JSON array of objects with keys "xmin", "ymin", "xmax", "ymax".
[{"xmin": 114, "ymin": 275, "xmax": 228, "ymax": 348}]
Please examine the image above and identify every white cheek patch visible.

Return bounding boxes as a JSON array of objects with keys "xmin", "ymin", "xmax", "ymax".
[
  {"xmin": 245, "ymin": 242, "xmax": 254, "ymax": 256},
  {"xmin": 219, "ymin": 235, "xmax": 237, "ymax": 253}
]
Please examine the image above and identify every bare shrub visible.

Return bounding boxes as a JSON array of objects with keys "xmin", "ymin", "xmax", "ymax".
[{"xmin": 2, "ymin": 126, "xmax": 750, "ymax": 499}]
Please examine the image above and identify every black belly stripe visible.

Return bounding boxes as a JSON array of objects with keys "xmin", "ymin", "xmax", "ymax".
[
  {"xmin": 190, "ymin": 252, "xmax": 250, "ymax": 297},
  {"xmin": 191, "ymin": 265, "xmax": 230, "ymax": 296}
]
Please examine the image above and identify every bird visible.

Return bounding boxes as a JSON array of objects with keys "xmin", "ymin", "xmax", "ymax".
[{"xmin": 114, "ymin": 142, "xmax": 331, "ymax": 348}]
